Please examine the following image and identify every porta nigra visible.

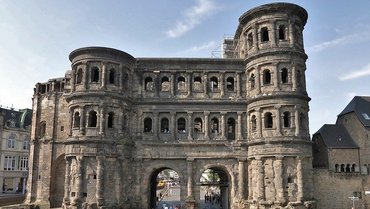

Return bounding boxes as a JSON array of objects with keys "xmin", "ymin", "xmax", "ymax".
[{"xmin": 25, "ymin": 3, "xmax": 316, "ymax": 209}]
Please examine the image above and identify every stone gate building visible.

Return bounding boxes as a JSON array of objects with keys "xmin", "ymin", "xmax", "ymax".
[{"xmin": 24, "ymin": 3, "xmax": 316, "ymax": 209}]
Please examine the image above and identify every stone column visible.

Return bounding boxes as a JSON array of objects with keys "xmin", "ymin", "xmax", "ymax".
[
  {"xmin": 63, "ymin": 157, "xmax": 71, "ymax": 207},
  {"xmin": 153, "ymin": 112, "xmax": 159, "ymax": 140},
  {"xmin": 256, "ymin": 157, "xmax": 265, "ymax": 201},
  {"xmin": 289, "ymin": 21, "xmax": 295, "ymax": 46},
  {"xmin": 83, "ymin": 63, "xmax": 88, "ymax": 89},
  {"xmin": 69, "ymin": 109, "xmax": 73, "ymax": 136},
  {"xmin": 275, "ymin": 105, "xmax": 282, "ymax": 136},
  {"xmin": 292, "ymin": 65, "xmax": 297, "ymax": 91},
  {"xmin": 257, "ymin": 108, "xmax": 262, "ymax": 138},
  {"xmin": 248, "ymin": 161, "xmax": 253, "ymax": 200},
  {"xmin": 271, "ymin": 20, "xmax": 277, "ymax": 47},
  {"xmin": 80, "ymin": 107, "xmax": 86, "ymax": 135},
  {"xmin": 187, "ymin": 72, "xmax": 192, "ymax": 97},
  {"xmin": 273, "ymin": 63, "xmax": 280, "ymax": 90},
  {"xmin": 237, "ymin": 112, "xmax": 243, "ymax": 141},
  {"xmin": 220, "ymin": 72, "xmax": 225, "ymax": 97},
  {"xmin": 204, "ymin": 111, "xmax": 210, "ymax": 140},
  {"xmin": 101, "ymin": 62, "xmax": 106, "ymax": 89},
  {"xmin": 220, "ymin": 112, "xmax": 226, "ymax": 140},
  {"xmin": 256, "ymin": 66, "xmax": 261, "ymax": 94},
  {"xmin": 274, "ymin": 156, "xmax": 285, "ymax": 204},
  {"xmin": 203, "ymin": 72, "xmax": 208, "ymax": 97},
  {"xmin": 96, "ymin": 156, "xmax": 105, "ymax": 207},
  {"xmin": 238, "ymin": 158, "xmax": 246, "ymax": 199},
  {"xmin": 186, "ymin": 158, "xmax": 194, "ymax": 198},
  {"xmin": 295, "ymin": 106, "xmax": 300, "ymax": 136},
  {"xmin": 253, "ymin": 24, "xmax": 258, "ymax": 49},
  {"xmin": 170, "ymin": 112, "xmax": 176, "ymax": 140},
  {"xmin": 72, "ymin": 156, "xmax": 84, "ymax": 206},
  {"xmin": 187, "ymin": 112, "xmax": 193, "ymax": 140},
  {"xmin": 171, "ymin": 74, "xmax": 175, "ymax": 96},
  {"xmin": 71, "ymin": 70, "xmax": 76, "ymax": 91},
  {"xmin": 297, "ymin": 157, "xmax": 304, "ymax": 202},
  {"xmin": 236, "ymin": 72, "xmax": 241, "ymax": 98},
  {"xmin": 119, "ymin": 65, "xmax": 124, "ymax": 91},
  {"xmin": 99, "ymin": 107, "xmax": 105, "ymax": 135}
]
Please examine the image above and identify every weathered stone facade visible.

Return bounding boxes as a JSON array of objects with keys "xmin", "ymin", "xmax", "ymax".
[{"xmin": 24, "ymin": 3, "xmax": 316, "ymax": 209}]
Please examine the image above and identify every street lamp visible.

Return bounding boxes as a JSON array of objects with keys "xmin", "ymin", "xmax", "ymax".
[{"xmin": 348, "ymin": 196, "xmax": 359, "ymax": 209}]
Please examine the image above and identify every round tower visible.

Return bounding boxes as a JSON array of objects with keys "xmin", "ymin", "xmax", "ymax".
[
  {"xmin": 63, "ymin": 47, "xmax": 135, "ymax": 208},
  {"xmin": 234, "ymin": 3, "xmax": 314, "ymax": 208}
]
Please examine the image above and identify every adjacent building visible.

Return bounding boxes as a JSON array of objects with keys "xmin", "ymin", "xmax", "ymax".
[
  {"xmin": 0, "ymin": 107, "xmax": 32, "ymax": 193},
  {"xmin": 312, "ymin": 96, "xmax": 370, "ymax": 208}
]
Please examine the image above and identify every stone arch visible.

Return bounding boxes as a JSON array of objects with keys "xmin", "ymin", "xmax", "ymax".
[
  {"xmin": 196, "ymin": 164, "xmax": 234, "ymax": 209},
  {"xmin": 50, "ymin": 154, "xmax": 66, "ymax": 208},
  {"xmin": 145, "ymin": 163, "xmax": 185, "ymax": 209}
]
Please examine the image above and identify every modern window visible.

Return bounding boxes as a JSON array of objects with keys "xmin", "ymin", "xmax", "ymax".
[
  {"xmin": 19, "ymin": 157, "xmax": 29, "ymax": 171},
  {"xmin": 4, "ymin": 156, "xmax": 16, "ymax": 171},
  {"xmin": 7, "ymin": 134, "xmax": 16, "ymax": 149},
  {"xmin": 23, "ymin": 138, "xmax": 29, "ymax": 150}
]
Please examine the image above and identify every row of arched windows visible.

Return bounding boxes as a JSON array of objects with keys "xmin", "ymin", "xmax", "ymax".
[
  {"xmin": 245, "ymin": 24, "xmax": 289, "ymax": 51},
  {"xmin": 72, "ymin": 110, "xmax": 128, "ymax": 129},
  {"xmin": 143, "ymin": 116, "xmax": 236, "ymax": 135},
  {"xmin": 335, "ymin": 164, "xmax": 357, "ymax": 173},
  {"xmin": 249, "ymin": 68, "xmax": 294, "ymax": 88},
  {"xmin": 144, "ymin": 75, "xmax": 236, "ymax": 92},
  {"xmin": 250, "ymin": 111, "xmax": 305, "ymax": 131},
  {"xmin": 75, "ymin": 67, "xmax": 127, "ymax": 86}
]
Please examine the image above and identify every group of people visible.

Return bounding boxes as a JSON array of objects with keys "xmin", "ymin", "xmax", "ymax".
[
  {"xmin": 160, "ymin": 202, "xmax": 179, "ymax": 209},
  {"xmin": 204, "ymin": 192, "xmax": 221, "ymax": 205}
]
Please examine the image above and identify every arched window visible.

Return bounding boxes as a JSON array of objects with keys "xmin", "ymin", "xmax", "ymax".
[
  {"xmin": 161, "ymin": 77, "xmax": 170, "ymax": 92},
  {"xmin": 247, "ymin": 32, "xmax": 253, "ymax": 49},
  {"xmin": 261, "ymin": 27, "xmax": 269, "ymax": 42},
  {"xmin": 335, "ymin": 164, "xmax": 339, "ymax": 172},
  {"xmin": 76, "ymin": 68, "xmax": 82, "ymax": 84},
  {"xmin": 144, "ymin": 117, "xmax": 152, "ymax": 133},
  {"xmin": 109, "ymin": 69, "xmax": 115, "ymax": 84},
  {"xmin": 177, "ymin": 118, "xmax": 186, "ymax": 133},
  {"xmin": 250, "ymin": 73, "xmax": 255, "ymax": 89},
  {"xmin": 210, "ymin": 77, "xmax": 218, "ymax": 91},
  {"xmin": 251, "ymin": 115, "xmax": 257, "ymax": 131},
  {"xmin": 283, "ymin": 111, "xmax": 291, "ymax": 128},
  {"xmin": 264, "ymin": 112, "xmax": 273, "ymax": 128},
  {"xmin": 340, "ymin": 164, "xmax": 345, "ymax": 172},
  {"xmin": 227, "ymin": 118, "xmax": 236, "ymax": 141},
  {"xmin": 346, "ymin": 164, "xmax": 351, "ymax": 173},
  {"xmin": 145, "ymin": 77, "xmax": 154, "ymax": 91},
  {"xmin": 263, "ymin": 70, "xmax": 271, "ymax": 85},
  {"xmin": 40, "ymin": 121, "xmax": 46, "ymax": 137},
  {"xmin": 108, "ymin": 112, "xmax": 114, "ymax": 128},
  {"xmin": 352, "ymin": 164, "xmax": 356, "ymax": 172},
  {"xmin": 91, "ymin": 67, "xmax": 100, "ymax": 82},
  {"xmin": 88, "ymin": 111, "xmax": 97, "ymax": 127},
  {"xmin": 7, "ymin": 133, "xmax": 16, "ymax": 148},
  {"xmin": 278, "ymin": 25, "xmax": 286, "ymax": 40},
  {"xmin": 161, "ymin": 118, "xmax": 169, "ymax": 133},
  {"xmin": 194, "ymin": 118, "xmax": 203, "ymax": 133},
  {"xmin": 177, "ymin": 76, "xmax": 186, "ymax": 91},
  {"xmin": 281, "ymin": 68, "xmax": 288, "ymax": 84},
  {"xmin": 211, "ymin": 118, "xmax": 219, "ymax": 133},
  {"xmin": 226, "ymin": 77, "xmax": 234, "ymax": 91},
  {"xmin": 73, "ymin": 112, "xmax": 80, "ymax": 128},
  {"xmin": 193, "ymin": 76, "xmax": 202, "ymax": 91}
]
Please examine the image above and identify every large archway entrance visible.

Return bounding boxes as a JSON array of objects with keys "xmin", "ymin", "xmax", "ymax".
[
  {"xmin": 50, "ymin": 155, "xmax": 66, "ymax": 208},
  {"xmin": 199, "ymin": 168, "xmax": 230, "ymax": 209},
  {"xmin": 149, "ymin": 168, "xmax": 180, "ymax": 209}
]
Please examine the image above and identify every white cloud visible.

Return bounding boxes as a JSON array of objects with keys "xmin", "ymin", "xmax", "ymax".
[
  {"xmin": 309, "ymin": 32, "xmax": 370, "ymax": 53},
  {"xmin": 165, "ymin": 0, "xmax": 218, "ymax": 38},
  {"xmin": 339, "ymin": 63, "xmax": 370, "ymax": 81},
  {"xmin": 181, "ymin": 41, "xmax": 217, "ymax": 53}
]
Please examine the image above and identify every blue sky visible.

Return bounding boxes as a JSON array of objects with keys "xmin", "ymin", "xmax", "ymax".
[{"xmin": 0, "ymin": 0, "xmax": 369, "ymax": 133}]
